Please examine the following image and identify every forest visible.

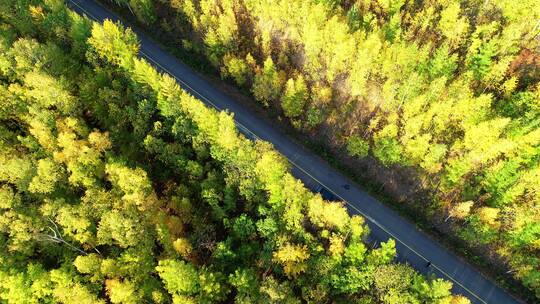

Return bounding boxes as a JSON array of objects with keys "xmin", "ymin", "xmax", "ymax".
[
  {"xmin": 0, "ymin": 0, "xmax": 473, "ymax": 303},
  {"xmin": 99, "ymin": 0, "xmax": 540, "ymax": 300}
]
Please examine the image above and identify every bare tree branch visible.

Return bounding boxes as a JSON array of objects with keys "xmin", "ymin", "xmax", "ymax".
[{"xmin": 36, "ymin": 217, "xmax": 88, "ymax": 255}]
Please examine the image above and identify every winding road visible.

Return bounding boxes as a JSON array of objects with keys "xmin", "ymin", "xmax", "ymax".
[{"xmin": 66, "ymin": 1, "xmax": 523, "ymax": 303}]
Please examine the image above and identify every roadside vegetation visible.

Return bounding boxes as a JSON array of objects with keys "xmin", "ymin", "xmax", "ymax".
[
  {"xmin": 98, "ymin": 0, "xmax": 540, "ymax": 301},
  {"xmin": 0, "ymin": 0, "xmax": 471, "ymax": 303}
]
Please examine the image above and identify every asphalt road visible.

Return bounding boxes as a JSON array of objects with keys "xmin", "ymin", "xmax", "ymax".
[{"xmin": 66, "ymin": 1, "xmax": 524, "ymax": 303}]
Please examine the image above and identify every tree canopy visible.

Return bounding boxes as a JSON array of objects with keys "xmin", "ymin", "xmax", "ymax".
[
  {"xmin": 0, "ymin": 1, "xmax": 469, "ymax": 303},
  {"xmin": 106, "ymin": 0, "xmax": 540, "ymax": 299}
]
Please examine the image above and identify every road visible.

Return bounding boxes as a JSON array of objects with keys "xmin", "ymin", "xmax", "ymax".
[{"xmin": 66, "ymin": 1, "xmax": 523, "ymax": 303}]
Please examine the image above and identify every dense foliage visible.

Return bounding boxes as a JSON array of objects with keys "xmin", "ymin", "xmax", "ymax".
[
  {"xmin": 104, "ymin": 0, "xmax": 540, "ymax": 298},
  {"xmin": 0, "ymin": 1, "xmax": 470, "ymax": 303}
]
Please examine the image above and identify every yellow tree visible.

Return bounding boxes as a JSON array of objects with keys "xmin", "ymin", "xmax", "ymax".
[{"xmin": 273, "ymin": 243, "xmax": 310, "ymax": 278}]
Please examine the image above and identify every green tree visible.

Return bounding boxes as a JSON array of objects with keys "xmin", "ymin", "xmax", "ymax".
[
  {"xmin": 156, "ymin": 259, "xmax": 199, "ymax": 296},
  {"xmin": 347, "ymin": 135, "xmax": 370, "ymax": 158},
  {"xmin": 88, "ymin": 19, "xmax": 139, "ymax": 69},
  {"xmin": 252, "ymin": 57, "xmax": 284, "ymax": 106},
  {"xmin": 129, "ymin": 0, "xmax": 156, "ymax": 25},
  {"xmin": 28, "ymin": 158, "xmax": 63, "ymax": 194},
  {"xmin": 281, "ymin": 76, "xmax": 308, "ymax": 118}
]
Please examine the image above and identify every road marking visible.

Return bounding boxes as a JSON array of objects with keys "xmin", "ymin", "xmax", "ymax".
[{"xmin": 64, "ymin": 2, "xmax": 514, "ymax": 303}]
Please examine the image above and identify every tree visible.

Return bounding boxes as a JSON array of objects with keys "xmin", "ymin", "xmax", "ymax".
[
  {"xmin": 367, "ymin": 239, "xmax": 396, "ymax": 266},
  {"xmin": 373, "ymin": 137, "xmax": 402, "ymax": 167},
  {"xmin": 49, "ymin": 268, "xmax": 105, "ymax": 304},
  {"xmin": 198, "ymin": 0, "xmax": 240, "ymax": 66},
  {"xmin": 228, "ymin": 268, "xmax": 259, "ymax": 301},
  {"xmin": 156, "ymin": 259, "xmax": 199, "ymax": 296},
  {"xmin": 307, "ymin": 195, "xmax": 349, "ymax": 232},
  {"xmin": 413, "ymin": 277, "xmax": 454, "ymax": 303},
  {"xmin": 330, "ymin": 266, "xmax": 373, "ymax": 294},
  {"xmin": 28, "ymin": 158, "xmax": 63, "ymax": 194},
  {"xmin": 476, "ymin": 207, "xmax": 500, "ymax": 228},
  {"xmin": 105, "ymin": 279, "xmax": 139, "ymax": 304},
  {"xmin": 428, "ymin": 45, "xmax": 458, "ymax": 79},
  {"xmin": 281, "ymin": 76, "xmax": 308, "ymax": 119},
  {"xmin": 129, "ymin": 0, "xmax": 156, "ymax": 25},
  {"xmin": 344, "ymin": 242, "xmax": 367, "ymax": 266},
  {"xmin": 373, "ymin": 264, "xmax": 416, "ymax": 303},
  {"xmin": 437, "ymin": 2, "xmax": 469, "ymax": 48},
  {"xmin": 446, "ymin": 201, "xmax": 474, "ymax": 222},
  {"xmin": 347, "ymin": 135, "xmax": 370, "ymax": 158},
  {"xmin": 74, "ymin": 254, "xmax": 103, "ymax": 282},
  {"xmin": 0, "ymin": 154, "xmax": 34, "ymax": 192},
  {"xmin": 273, "ymin": 243, "xmax": 310, "ymax": 278},
  {"xmin": 222, "ymin": 54, "xmax": 251, "ymax": 87},
  {"xmin": 252, "ymin": 57, "xmax": 284, "ymax": 106},
  {"xmin": 197, "ymin": 268, "xmax": 229, "ymax": 303},
  {"xmin": 232, "ymin": 214, "xmax": 257, "ymax": 241},
  {"xmin": 173, "ymin": 238, "xmax": 193, "ymax": 259},
  {"xmin": 23, "ymin": 71, "xmax": 78, "ymax": 114},
  {"xmin": 0, "ymin": 263, "xmax": 53, "ymax": 304},
  {"xmin": 451, "ymin": 295, "xmax": 472, "ymax": 304},
  {"xmin": 96, "ymin": 210, "xmax": 145, "ymax": 248},
  {"xmin": 88, "ymin": 20, "xmax": 139, "ymax": 69},
  {"xmin": 469, "ymin": 40, "xmax": 498, "ymax": 81},
  {"xmin": 259, "ymin": 277, "xmax": 300, "ymax": 304},
  {"xmin": 105, "ymin": 162, "xmax": 155, "ymax": 210}
]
